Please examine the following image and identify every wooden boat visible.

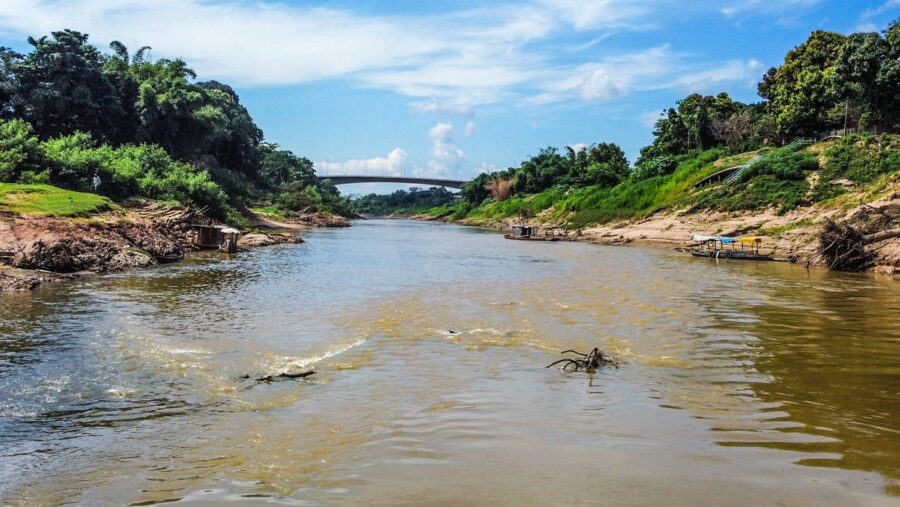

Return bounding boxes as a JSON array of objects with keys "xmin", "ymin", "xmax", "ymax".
[
  {"xmin": 504, "ymin": 234, "xmax": 560, "ymax": 241},
  {"xmin": 505, "ymin": 224, "xmax": 560, "ymax": 241},
  {"xmin": 156, "ymin": 250, "xmax": 185, "ymax": 264},
  {"xmin": 689, "ymin": 235, "xmax": 772, "ymax": 261},
  {"xmin": 690, "ymin": 250, "xmax": 771, "ymax": 260}
]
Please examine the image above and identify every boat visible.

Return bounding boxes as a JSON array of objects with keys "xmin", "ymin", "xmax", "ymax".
[
  {"xmin": 504, "ymin": 234, "xmax": 560, "ymax": 241},
  {"xmin": 156, "ymin": 249, "xmax": 185, "ymax": 264},
  {"xmin": 505, "ymin": 224, "xmax": 561, "ymax": 241},
  {"xmin": 689, "ymin": 235, "xmax": 772, "ymax": 261}
]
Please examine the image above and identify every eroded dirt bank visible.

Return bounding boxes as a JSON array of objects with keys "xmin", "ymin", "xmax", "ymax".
[{"xmin": 0, "ymin": 204, "xmax": 311, "ymax": 291}]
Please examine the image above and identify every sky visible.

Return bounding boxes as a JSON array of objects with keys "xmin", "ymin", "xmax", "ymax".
[{"xmin": 1, "ymin": 0, "xmax": 900, "ymax": 195}]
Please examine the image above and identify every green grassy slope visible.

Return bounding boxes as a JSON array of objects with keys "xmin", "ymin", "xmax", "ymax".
[
  {"xmin": 438, "ymin": 134, "xmax": 900, "ymax": 229},
  {"xmin": 0, "ymin": 183, "xmax": 113, "ymax": 217}
]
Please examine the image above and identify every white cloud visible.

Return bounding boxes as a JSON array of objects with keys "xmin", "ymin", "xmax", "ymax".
[
  {"xmin": 464, "ymin": 121, "xmax": 478, "ymax": 137},
  {"xmin": 568, "ymin": 143, "xmax": 588, "ymax": 153},
  {"xmin": 0, "ymin": 1, "xmax": 782, "ymax": 112},
  {"xmin": 0, "ymin": 1, "xmax": 446, "ymax": 86},
  {"xmin": 529, "ymin": 45, "xmax": 676, "ymax": 104},
  {"xmin": 537, "ymin": 0, "xmax": 656, "ymax": 31},
  {"xmin": 0, "ymin": 0, "xmax": 658, "ymax": 108},
  {"xmin": 640, "ymin": 110, "xmax": 665, "ymax": 127},
  {"xmin": 411, "ymin": 98, "xmax": 474, "ymax": 117},
  {"xmin": 428, "ymin": 122, "xmax": 467, "ymax": 178},
  {"xmin": 666, "ymin": 59, "xmax": 765, "ymax": 92},
  {"xmin": 474, "ymin": 162, "xmax": 500, "ymax": 176},
  {"xmin": 857, "ymin": 0, "xmax": 900, "ymax": 32},
  {"xmin": 579, "ymin": 68, "xmax": 630, "ymax": 100},
  {"xmin": 317, "ymin": 148, "xmax": 410, "ymax": 176},
  {"xmin": 718, "ymin": 0, "xmax": 822, "ymax": 18}
]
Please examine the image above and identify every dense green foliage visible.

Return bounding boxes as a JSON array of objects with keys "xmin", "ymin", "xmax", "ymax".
[
  {"xmin": 738, "ymin": 150, "xmax": 819, "ymax": 182},
  {"xmin": 0, "ymin": 117, "xmax": 231, "ymax": 217},
  {"xmin": 0, "ymin": 29, "xmax": 351, "ymax": 222},
  {"xmin": 812, "ymin": 134, "xmax": 900, "ymax": 200},
  {"xmin": 351, "ymin": 187, "xmax": 457, "ymax": 216},
  {"xmin": 638, "ymin": 93, "xmax": 768, "ymax": 163},
  {"xmin": 439, "ymin": 20, "xmax": 900, "ymax": 229},
  {"xmin": 459, "ymin": 143, "xmax": 630, "ymax": 206}
]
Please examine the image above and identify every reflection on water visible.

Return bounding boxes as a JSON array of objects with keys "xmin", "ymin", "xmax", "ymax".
[{"xmin": 1, "ymin": 219, "xmax": 899, "ymax": 504}]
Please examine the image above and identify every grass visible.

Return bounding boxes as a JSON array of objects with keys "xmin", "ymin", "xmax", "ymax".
[
  {"xmin": 551, "ymin": 148, "xmax": 735, "ymax": 228},
  {"xmin": 250, "ymin": 205, "xmax": 292, "ymax": 220},
  {"xmin": 428, "ymin": 139, "xmax": 900, "ymax": 230},
  {"xmin": 757, "ymin": 218, "xmax": 817, "ymax": 236},
  {"xmin": 0, "ymin": 183, "xmax": 113, "ymax": 217}
]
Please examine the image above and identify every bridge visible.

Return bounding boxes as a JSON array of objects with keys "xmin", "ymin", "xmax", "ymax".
[{"xmin": 316, "ymin": 175, "xmax": 467, "ymax": 189}]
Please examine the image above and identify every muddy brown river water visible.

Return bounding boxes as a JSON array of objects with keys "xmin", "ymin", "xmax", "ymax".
[{"xmin": 1, "ymin": 219, "xmax": 900, "ymax": 505}]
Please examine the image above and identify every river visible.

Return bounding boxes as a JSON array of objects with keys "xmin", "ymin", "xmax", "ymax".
[{"xmin": 1, "ymin": 219, "xmax": 899, "ymax": 505}]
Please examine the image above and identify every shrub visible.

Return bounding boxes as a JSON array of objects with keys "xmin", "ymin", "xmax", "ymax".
[
  {"xmin": 0, "ymin": 119, "xmax": 44, "ymax": 183},
  {"xmin": 739, "ymin": 150, "xmax": 818, "ymax": 182},
  {"xmin": 487, "ymin": 177, "xmax": 513, "ymax": 202},
  {"xmin": 276, "ymin": 191, "xmax": 315, "ymax": 211},
  {"xmin": 632, "ymin": 156, "xmax": 677, "ymax": 181},
  {"xmin": 41, "ymin": 135, "xmax": 231, "ymax": 218}
]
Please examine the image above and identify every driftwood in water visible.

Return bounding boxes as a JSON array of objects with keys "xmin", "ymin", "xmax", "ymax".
[
  {"xmin": 817, "ymin": 204, "xmax": 900, "ymax": 272},
  {"xmin": 546, "ymin": 348, "xmax": 617, "ymax": 372},
  {"xmin": 241, "ymin": 370, "xmax": 316, "ymax": 382}
]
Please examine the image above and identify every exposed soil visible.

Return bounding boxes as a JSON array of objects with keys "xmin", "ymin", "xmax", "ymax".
[
  {"xmin": 248, "ymin": 211, "xmax": 349, "ymax": 230},
  {"xmin": 0, "ymin": 203, "xmax": 314, "ymax": 291},
  {"xmin": 438, "ymin": 194, "xmax": 900, "ymax": 277}
]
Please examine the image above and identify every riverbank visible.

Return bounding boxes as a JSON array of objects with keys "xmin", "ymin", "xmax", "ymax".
[
  {"xmin": 415, "ymin": 191, "xmax": 900, "ymax": 276},
  {"xmin": 0, "ymin": 201, "xmax": 348, "ymax": 291}
]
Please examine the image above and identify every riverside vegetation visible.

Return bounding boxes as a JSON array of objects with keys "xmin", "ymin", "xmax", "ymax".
[
  {"xmin": 397, "ymin": 22, "xmax": 900, "ymax": 274},
  {"xmin": 0, "ymin": 30, "xmax": 353, "ymax": 288}
]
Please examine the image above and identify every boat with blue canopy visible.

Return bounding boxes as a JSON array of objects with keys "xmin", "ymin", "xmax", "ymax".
[{"xmin": 690, "ymin": 235, "xmax": 771, "ymax": 260}]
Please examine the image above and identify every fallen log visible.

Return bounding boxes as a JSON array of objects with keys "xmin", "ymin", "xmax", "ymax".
[
  {"xmin": 863, "ymin": 228, "xmax": 900, "ymax": 243},
  {"xmin": 241, "ymin": 370, "xmax": 316, "ymax": 382}
]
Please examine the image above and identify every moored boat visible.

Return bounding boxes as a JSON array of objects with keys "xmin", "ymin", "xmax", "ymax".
[
  {"xmin": 505, "ymin": 224, "xmax": 561, "ymax": 241},
  {"xmin": 689, "ymin": 235, "xmax": 772, "ymax": 261},
  {"xmin": 156, "ymin": 249, "xmax": 185, "ymax": 264},
  {"xmin": 504, "ymin": 234, "xmax": 560, "ymax": 241}
]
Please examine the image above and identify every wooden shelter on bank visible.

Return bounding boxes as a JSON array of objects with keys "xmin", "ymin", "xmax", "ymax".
[{"xmin": 189, "ymin": 224, "xmax": 242, "ymax": 251}]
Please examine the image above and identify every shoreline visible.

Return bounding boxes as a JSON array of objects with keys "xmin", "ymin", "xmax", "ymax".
[
  {"xmin": 0, "ymin": 204, "xmax": 348, "ymax": 292},
  {"xmin": 407, "ymin": 195, "xmax": 900, "ymax": 277}
]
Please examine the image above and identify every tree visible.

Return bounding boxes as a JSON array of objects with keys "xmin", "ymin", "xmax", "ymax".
[
  {"xmin": 638, "ymin": 92, "xmax": 757, "ymax": 162},
  {"xmin": 132, "ymin": 57, "xmax": 207, "ymax": 160},
  {"xmin": 196, "ymin": 81, "xmax": 264, "ymax": 176},
  {"xmin": 0, "ymin": 118, "xmax": 43, "ymax": 182},
  {"xmin": 512, "ymin": 147, "xmax": 569, "ymax": 194},
  {"xmin": 583, "ymin": 142, "xmax": 629, "ymax": 187},
  {"xmin": 832, "ymin": 21, "xmax": 900, "ymax": 133},
  {"xmin": 11, "ymin": 30, "xmax": 126, "ymax": 142},
  {"xmin": 761, "ymin": 30, "xmax": 847, "ymax": 140},
  {"xmin": 0, "ymin": 47, "xmax": 20, "ymax": 118},
  {"xmin": 461, "ymin": 172, "xmax": 493, "ymax": 204},
  {"xmin": 259, "ymin": 143, "xmax": 316, "ymax": 188}
]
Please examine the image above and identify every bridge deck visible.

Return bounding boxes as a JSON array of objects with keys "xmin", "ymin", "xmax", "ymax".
[{"xmin": 317, "ymin": 175, "xmax": 467, "ymax": 189}]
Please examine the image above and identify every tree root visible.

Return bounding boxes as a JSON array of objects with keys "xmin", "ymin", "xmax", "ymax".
[
  {"xmin": 546, "ymin": 348, "xmax": 617, "ymax": 372},
  {"xmin": 815, "ymin": 203, "xmax": 900, "ymax": 272}
]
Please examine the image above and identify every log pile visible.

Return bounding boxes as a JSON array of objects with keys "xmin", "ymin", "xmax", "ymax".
[{"xmin": 818, "ymin": 203, "xmax": 900, "ymax": 272}]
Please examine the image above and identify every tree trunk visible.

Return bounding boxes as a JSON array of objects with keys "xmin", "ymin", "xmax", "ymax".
[{"xmin": 863, "ymin": 228, "xmax": 900, "ymax": 243}]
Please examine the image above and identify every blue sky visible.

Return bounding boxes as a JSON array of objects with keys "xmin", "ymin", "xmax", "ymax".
[{"xmin": 1, "ymin": 0, "xmax": 899, "ymax": 194}]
